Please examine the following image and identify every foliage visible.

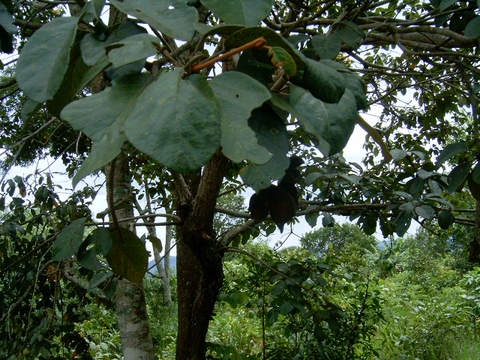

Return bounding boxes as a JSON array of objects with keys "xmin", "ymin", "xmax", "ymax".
[{"xmin": 1, "ymin": 0, "xmax": 480, "ymax": 358}]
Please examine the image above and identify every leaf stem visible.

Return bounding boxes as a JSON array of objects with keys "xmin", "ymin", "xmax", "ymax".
[{"xmin": 191, "ymin": 37, "xmax": 267, "ymax": 72}]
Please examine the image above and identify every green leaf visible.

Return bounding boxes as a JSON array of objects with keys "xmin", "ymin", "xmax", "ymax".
[
  {"xmin": 225, "ymin": 26, "xmax": 305, "ymax": 70},
  {"xmin": 89, "ymin": 227, "xmax": 113, "ymax": 256},
  {"xmin": 236, "ymin": 50, "xmax": 275, "ymax": 86},
  {"xmin": 465, "ymin": 16, "xmax": 480, "ymax": 38},
  {"xmin": 110, "ymin": 0, "xmax": 198, "ymax": 40},
  {"xmin": 435, "ymin": 142, "xmax": 467, "ymax": 167},
  {"xmin": 89, "ymin": 271, "xmax": 113, "ymax": 291},
  {"xmin": 124, "ymin": 68, "xmax": 221, "ymax": 173},
  {"xmin": 333, "ymin": 20, "xmax": 365, "ymax": 50},
  {"xmin": 322, "ymin": 213, "xmax": 335, "ymax": 227},
  {"xmin": 310, "ymin": 33, "xmax": 342, "ymax": 60},
  {"xmin": 438, "ymin": 210, "xmax": 455, "ymax": 229},
  {"xmin": 16, "ymin": 17, "xmax": 78, "ymax": 103},
  {"xmin": 268, "ymin": 46, "xmax": 297, "ymax": 77},
  {"xmin": 240, "ymin": 104, "xmax": 289, "ymax": 191},
  {"xmin": 107, "ymin": 33, "xmax": 160, "ymax": 69},
  {"xmin": 208, "ymin": 71, "xmax": 272, "ymax": 164},
  {"xmin": 46, "ymin": 53, "xmax": 90, "ymax": 117},
  {"xmin": 292, "ymin": 58, "xmax": 346, "ymax": 104},
  {"xmin": 288, "ymin": 85, "xmax": 358, "ymax": 156},
  {"xmin": 52, "ymin": 218, "xmax": 87, "ymax": 261},
  {"xmin": 390, "ymin": 149, "xmax": 408, "ymax": 161},
  {"xmin": 81, "ymin": 20, "xmax": 147, "ymax": 67},
  {"xmin": 106, "ymin": 227, "xmax": 149, "ymax": 283},
  {"xmin": 447, "ymin": 162, "xmax": 471, "ymax": 192},
  {"xmin": 439, "ymin": 0, "xmax": 458, "ymax": 11},
  {"xmin": 0, "ymin": 4, "xmax": 16, "ymax": 53},
  {"xmin": 472, "ymin": 162, "xmax": 480, "ymax": 183},
  {"xmin": 201, "ymin": 0, "xmax": 273, "ymax": 26},
  {"xmin": 61, "ymin": 73, "xmax": 153, "ymax": 187},
  {"xmin": 415, "ymin": 205, "xmax": 435, "ymax": 219}
]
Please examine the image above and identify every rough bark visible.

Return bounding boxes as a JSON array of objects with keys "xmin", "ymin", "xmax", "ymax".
[
  {"xmin": 175, "ymin": 153, "xmax": 230, "ymax": 360},
  {"xmin": 106, "ymin": 152, "xmax": 156, "ymax": 359}
]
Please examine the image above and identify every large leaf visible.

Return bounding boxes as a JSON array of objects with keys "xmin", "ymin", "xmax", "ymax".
[
  {"xmin": 292, "ymin": 58, "xmax": 346, "ymax": 104},
  {"xmin": 208, "ymin": 71, "xmax": 272, "ymax": 164},
  {"xmin": 106, "ymin": 227, "xmax": 149, "ymax": 283},
  {"xmin": 81, "ymin": 20, "xmax": 147, "ymax": 67},
  {"xmin": 61, "ymin": 73, "xmax": 153, "ymax": 187},
  {"xmin": 201, "ymin": 0, "xmax": 273, "ymax": 26},
  {"xmin": 236, "ymin": 50, "xmax": 275, "ymax": 86},
  {"xmin": 52, "ymin": 218, "xmax": 87, "ymax": 261},
  {"xmin": 0, "ymin": 4, "xmax": 16, "ymax": 53},
  {"xmin": 310, "ymin": 34, "xmax": 342, "ymax": 60},
  {"xmin": 225, "ymin": 27, "xmax": 306, "ymax": 71},
  {"xmin": 109, "ymin": 0, "xmax": 198, "ymax": 40},
  {"xmin": 46, "ymin": 53, "xmax": 90, "ymax": 117},
  {"xmin": 447, "ymin": 161, "xmax": 471, "ymax": 192},
  {"xmin": 286, "ymin": 85, "xmax": 358, "ymax": 156},
  {"xmin": 240, "ymin": 104, "xmax": 289, "ymax": 191},
  {"xmin": 124, "ymin": 68, "xmax": 221, "ymax": 173},
  {"xmin": 107, "ymin": 33, "xmax": 160, "ymax": 70},
  {"xmin": 333, "ymin": 20, "xmax": 366, "ymax": 50},
  {"xmin": 16, "ymin": 17, "xmax": 78, "ymax": 103},
  {"xmin": 435, "ymin": 142, "xmax": 467, "ymax": 167}
]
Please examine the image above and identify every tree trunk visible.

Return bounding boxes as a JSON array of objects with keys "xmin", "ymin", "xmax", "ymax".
[
  {"xmin": 106, "ymin": 152, "xmax": 156, "ymax": 359},
  {"xmin": 163, "ymin": 222, "xmax": 173, "ymax": 306},
  {"xmin": 175, "ymin": 153, "xmax": 229, "ymax": 360}
]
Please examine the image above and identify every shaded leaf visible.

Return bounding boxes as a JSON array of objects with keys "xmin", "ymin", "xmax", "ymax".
[
  {"xmin": 107, "ymin": 33, "xmax": 160, "ymax": 69},
  {"xmin": 447, "ymin": 162, "xmax": 471, "ymax": 192},
  {"xmin": 106, "ymin": 227, "xmax": 149, "ymax": 283},
  {"xmin": 201, "ymin": 0, "xmax": 273, "ymax": 26},
  {"xmin": 225, "ymin": 26, "xmax": 305, "ymax": 70},
  {"xmin": 292, "ymin": 58, "xmax": 346, "ymax": 104},
  {"xmin": 465, "ymin": 16, "xmax": 480, "ymax": 38},
  {"xmin": 16, "ymin": 17, "xmax": 78, "ymax": 103},
  {"xmin": 89, "ymin": 227, "xmax": 113, "ymax": 256},
  {"xmin": 438, "ymin": 210, "xmax": 455, "ymax": 229},
  {"xmin": 468, "ymin": 172, "xmax": 480, "ymax": 201},
  {"xmin": 208, "ymin": 71, "xmax": 272, "ymax": 164},
  {"xmin": 310, "ymin": 33, "xmax": 342, "ymax": 60},
  {"xmin": 435, "ymin": 142, "xmax": 467, "ymax": 167},
  {"xmin": 236, "ymin": 49, "xmax": 275, "ymax": 86},
  {"xmin": 333, "ymin": 20, "xmax": 365, "ymax": 50},
  {"xmin": 240, "ymin": 105, "xmax": 289, "ymax": 191},
  {"xmin": 288, "ymin": 86, "xmax": 358, "ymax": 156},
  {"xmin": 52, "ymin": 218, "xmax": 87, "ymax": 261},
  {"xmin": 415, "ymin": 205, "xmax": 435, "ymax": 219}
]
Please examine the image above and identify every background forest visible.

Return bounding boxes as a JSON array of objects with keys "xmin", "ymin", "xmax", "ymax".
[{"xmin": 1, "ymin": 0, "xmax": 480, "ymax": 359}]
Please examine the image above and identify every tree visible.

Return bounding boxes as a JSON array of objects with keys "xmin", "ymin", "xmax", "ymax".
[{"xmin": 1, "ymin": 0, "xmax": 480, "ymax": 359}]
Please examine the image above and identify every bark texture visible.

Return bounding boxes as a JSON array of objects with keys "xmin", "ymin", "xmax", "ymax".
[
  {"xmin": 175, "ymin": 153, "xmax": 230, "ymax": 360},
  {"xmin": 107, "ymin": 153, "xmax": 156, "ymax": 359}
]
